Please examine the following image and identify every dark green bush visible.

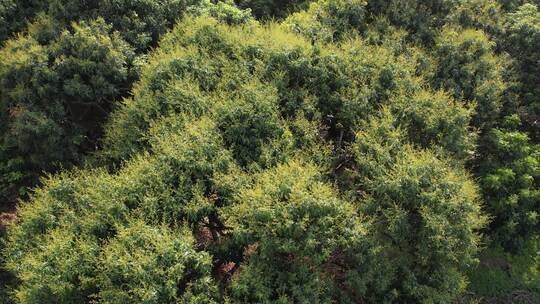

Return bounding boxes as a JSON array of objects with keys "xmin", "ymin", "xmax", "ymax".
[
  {"xmin": 234, "ymin": 0, "xmax": 309, "ymax": 19},
  {"xmin": 0, "ymin": 0, "xmax": 206, "ymax": 201},
  {"xmin": 0, "ymin": 18, "xmax": 133, "ymax": 201},
  {"xmin": 503, "ymin": 3, "xmax": 540, "ymax": 136},
  {"xmin": 479, "ymin": 115, "xmax": 540, "ymax": 250},
  {"xmin": 0, "ymin": 0, "xmax": 197, "ymax": 50}
]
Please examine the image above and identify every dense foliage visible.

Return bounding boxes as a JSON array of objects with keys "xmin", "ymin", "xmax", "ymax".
[
  {"xmin": 1, "ymin": 0, "xmax": 539, "ymax": 303},
  {"xmin": 0, "ymin": 0, "xmax": 197, "ymax": 49},
  {"xmin": 0, "ymin": 17, "xmax": 133, "ymax": 200},
  {"xmin": 0, "ymin": 0, "xmax": 201, "ymax": 202}
]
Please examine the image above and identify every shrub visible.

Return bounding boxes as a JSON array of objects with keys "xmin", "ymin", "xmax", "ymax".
[
  {"xmin": 347, "ymin": 112, "xmax": 486, "ymax": 303},
  {"xmin": 234, "ymin": 0, "xmax": 309, "ymax": 19},
  {"xmin": 0, "ymin": 18, "xmax": 133, "ymax": 201},
  {"xmin": 224, "ymin": 161, "xmax": 387, "ymax": 303},
  {"xmin": 366, "ymin": 0, "xmax": 459, "ymax": 43},
  {"xmin": 4, "ymin": 118, "xmax": 230, "ymax": 303},
  {"xmin": 2, "ymin": 10, "xmax": 496, "ymax": 304},
  {"xmin": 0, "ymin": 0, "xmax": 198, "ymax": 50},
  {"xmin": 285, "ymin": 0, "xmax": 368, "ymax": 42},
  {"xmin": 504, "ymin": 3, "xmax": 540, "ymax": 135},
  {"xmin": 97, "ymin": 221, "xmax": 217, "ymax": 304},
  {"xmin": 0, "ymin": 0, "xmax": 204, "ymax": 202},
  {"xmin": 479, "ymin": 115, "xmax": 540, "ymax": 250},
  {"xmin": 432, "ymin": 27, "xmax": 505, "ymax": 130}
]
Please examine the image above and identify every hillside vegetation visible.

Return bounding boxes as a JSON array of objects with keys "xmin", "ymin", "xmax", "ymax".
[{"xmin": 1, "ymin": 0, "xmax": 539, "ymax": 303}]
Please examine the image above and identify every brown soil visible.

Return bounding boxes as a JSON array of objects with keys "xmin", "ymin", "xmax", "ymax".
[{"xmin": 0, "ymin": 199, "xmax": 17, "ymax": 232}]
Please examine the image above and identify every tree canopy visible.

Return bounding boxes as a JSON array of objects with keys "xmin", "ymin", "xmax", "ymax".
[{"xmin": 1, "ymin": 0, "xmax": 539, "ymax": 303}]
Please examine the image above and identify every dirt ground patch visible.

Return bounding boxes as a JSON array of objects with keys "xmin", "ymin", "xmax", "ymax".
[{"xmin": 0, "ymin": 199, "xmax": 17, "ymax": 232}]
